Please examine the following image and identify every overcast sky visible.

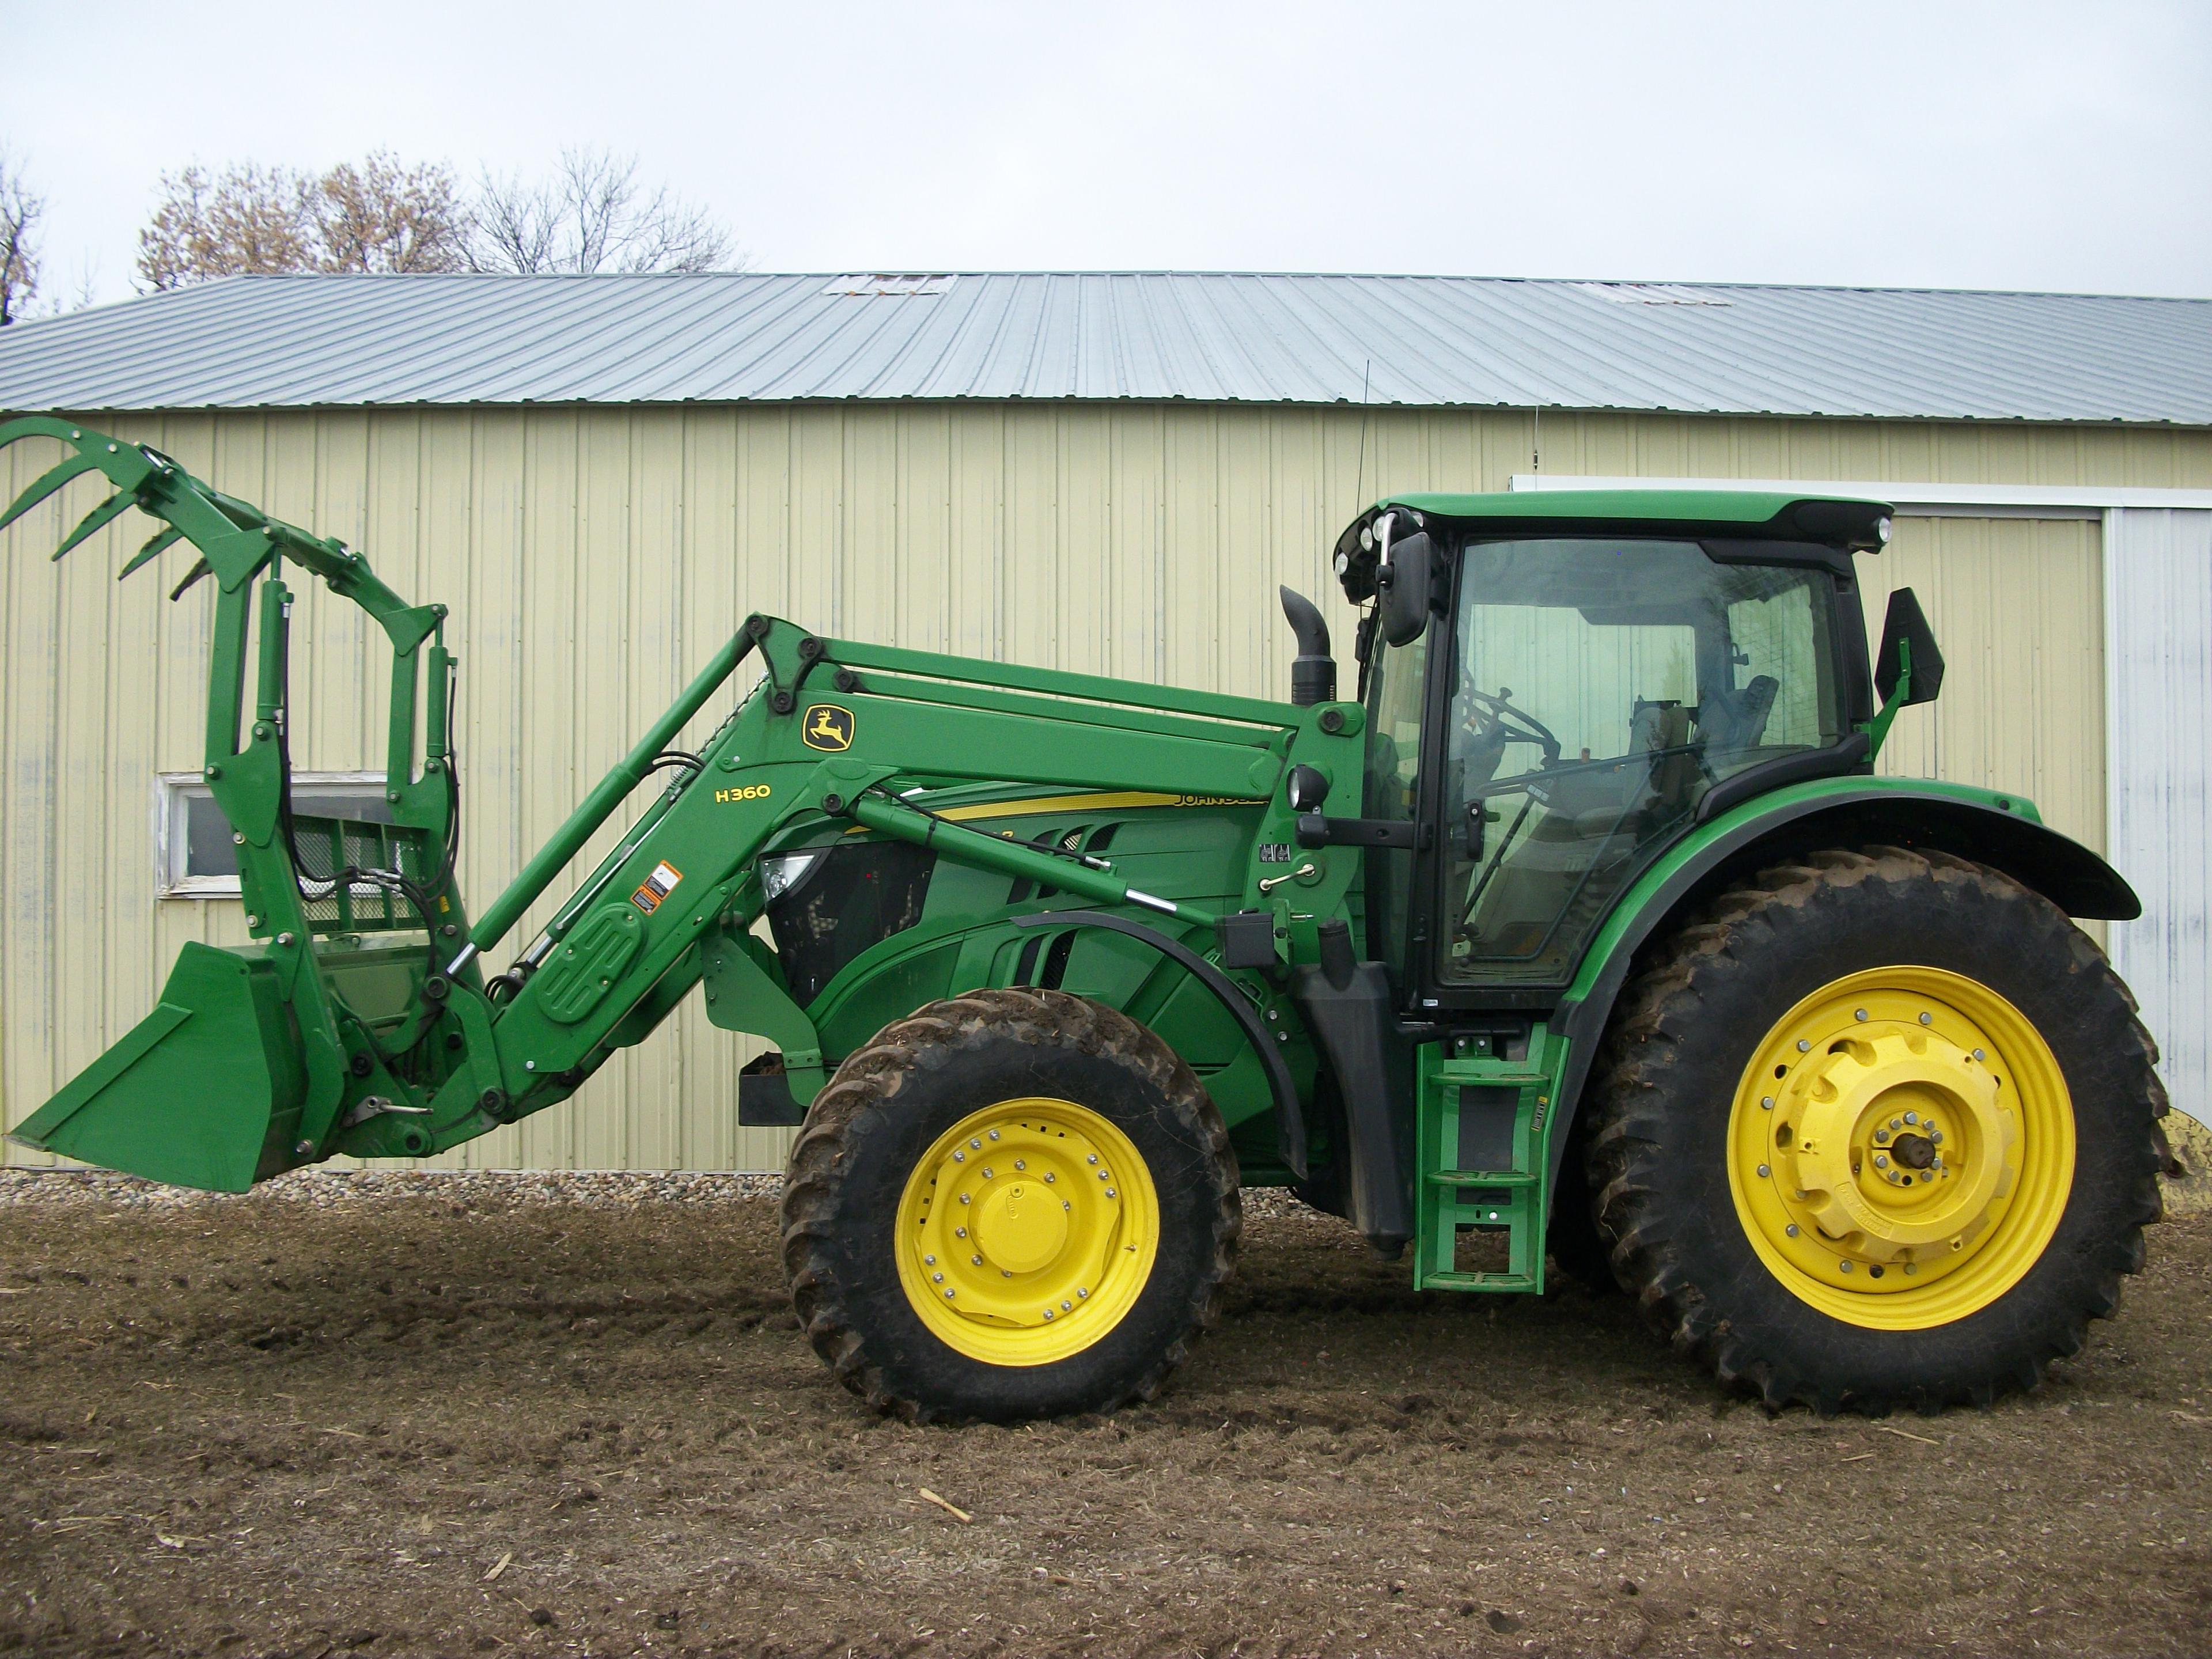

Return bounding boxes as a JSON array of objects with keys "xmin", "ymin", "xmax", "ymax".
[{"xmin": 6, "ymin": 0, "xmax": 2209, "ymax": 307}]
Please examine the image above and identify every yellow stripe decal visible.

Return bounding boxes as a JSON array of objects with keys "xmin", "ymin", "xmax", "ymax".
[
  {"xmin": 930, "ymin": 791, "xmax": 1266, "ymax": 823},
  {"xmin": 842, "ymin": 790, "xmax": 1267, "ymax": 836}
]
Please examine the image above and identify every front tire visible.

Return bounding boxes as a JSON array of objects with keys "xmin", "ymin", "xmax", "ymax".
[
  {"xmin": 1585, "ymin": 846, "xmax": 2167, "ymax": 1412},
  {"xmin": 781, "ymin": 988, "xmax": 1240, "ymax": 1421}
]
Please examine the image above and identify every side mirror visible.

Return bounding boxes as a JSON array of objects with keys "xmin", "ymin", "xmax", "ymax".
[
  {"xmin": 1376, "ymin": 528, "xmax": 1435, "ymax": 648},
  {"xmin": 1873, "ymin": 587, "xmax": 1945, "ymax": 709}
]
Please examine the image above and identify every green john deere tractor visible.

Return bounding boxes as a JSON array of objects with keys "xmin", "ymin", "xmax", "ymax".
[{"xmin": 2, "ymin": 416, "xmax": 2169, "ymax": 1420}]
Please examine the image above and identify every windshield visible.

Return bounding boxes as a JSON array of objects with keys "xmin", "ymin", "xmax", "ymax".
[{"xmin": 1439, "ymin": 537, "xmax": 1847, "ymax": 986}]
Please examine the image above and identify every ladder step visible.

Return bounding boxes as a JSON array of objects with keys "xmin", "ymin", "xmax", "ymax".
[
  {"xmin": 1425, "ymin": 1171, "xmax": 1537, "ymax": 1187},
  {"xmin": 1422, "ymin": 1270, "xmax": 1539, "ymax": 1293},
  {"xmin": 1437, "ymin": 1069, "xmax": 1549, "ymax": 1086}
]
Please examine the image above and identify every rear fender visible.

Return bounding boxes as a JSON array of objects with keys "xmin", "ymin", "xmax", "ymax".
[{"xmin": 1544, "ymin": 779, "xmax": 2138, "ymax": 1193}]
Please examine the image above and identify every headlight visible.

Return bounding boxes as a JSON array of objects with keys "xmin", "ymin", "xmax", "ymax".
[
  {"xmin": 760, "ymin": 850, "xmax": 826, "ymax": 904},
  {"xmin": 1876, "ymin": 515, "xmax": 1893, "ymax": 546}
]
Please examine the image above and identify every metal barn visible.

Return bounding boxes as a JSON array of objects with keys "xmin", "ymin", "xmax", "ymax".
[{"xmin": 3, "ymin": 271, "xmax": 2209, "ymax": 1168}]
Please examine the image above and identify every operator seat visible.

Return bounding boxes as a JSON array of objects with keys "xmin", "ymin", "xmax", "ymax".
[{"xmin": 1696, "ymin": 674, "xmax": 1780, "ymax": 756}]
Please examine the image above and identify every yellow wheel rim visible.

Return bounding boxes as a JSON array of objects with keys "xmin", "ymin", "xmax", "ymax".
[
  {"xmin": 1728, "ymin": 965, "xmax": 2075, "ymax": 1331},
  {"xmin": 896, "ymin": 1097, "xmax": 1160, "ymax": 1366}
]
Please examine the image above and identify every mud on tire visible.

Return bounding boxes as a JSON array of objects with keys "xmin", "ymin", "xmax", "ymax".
[
  {"xmin": 780, "ymin": 988, "xmax": 1241, "ymax": 1422},
  {"xmin": 1584, "ymin": 846, "xmax": 2168, "ymax": 1412}
]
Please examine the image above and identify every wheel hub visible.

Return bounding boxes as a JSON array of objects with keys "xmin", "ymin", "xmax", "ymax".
[
  {"xmin": 896, "ymin": 1098, "xmax": 1158, "ymax": 1367},
  {"xmin": 1783, "ymin": 1025, "xmax": 2016, "ymax": 1264},
  {"xmin": 972, "ymin": 1178, "xmax": 1070, "ymax": 1273}
]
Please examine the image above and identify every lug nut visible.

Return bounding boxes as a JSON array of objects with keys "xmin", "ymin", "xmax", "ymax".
[
  {"xmin": 959, "ymin": 1194, "xmax": 971, "ymax": 1206},
  {"xmin": 1087, "ymin": 1154, "xmax": 1099, "ymax": 1165},
  {"xmin": 1854, "ymin": 1009, "xmax": 1868, "ymax": 1022},
  {"xmin": 988, "ymin": 1130, "xmax": 1000, "ymax": 1141},
  {"xmin": 1785, "ymin": 1224, "xmax": 1801, "ymax": 1237},
  {"xmin": 1761, "ymin": 1096, "xmax": 1774, "ymax": 1111},
  {"xmin": 1015, "ymin": 1159, "xmax": 1027, "ymax": 1170},
  {"xmin": 1061, "ymin": 1300, "xmax": 1073, "ymax": 1311},
  {"xmin": 1797, "ymin": 1040, "xmax": 1811, "ymax": 1053},
  {"xmin": 1044, "ymin": 1173, "xmax": 1056, "ymax": 1184},
  {"xmin": 1838, "ymin": 1260, "xmax": 1854, "ymax": 1273},
  {"xmin": 1105, "ymin": 1188, "xmax": 1118, "ymax": 1199},
  {"xmin": 924, "ymin": 1255, "xmax": 936, "ymax": 1265},
  {"xmin": 1874, "ymin": 1154, "xmax": 1889, "ymax": 1168},
  {"xmin": 1876, "ymin": 1129, "xmax": 1892, "ymax": 1143},
  {"xmin": 971, "ymin": 1254, "xmax": 983, "ymax": 1266},
  {"xmin": 1757, "ymin": 1164, "xmax": 1771, "ymax": 1178},
  {"xmin": 1043, "ymin": 1309, "xmax": 1055, "ymax": 1320},
  {"xmin": 971, "ymin": 1138, "xmax": 982, "ymax": 1149},
  {"xmin": 931, "ymin": 1272, "xmax": 944, "ymax": 1283},
  {"xmin": 1972, "ymin": 1048, "xmax": 1986, "ymax": 1061},
  {"xmin": 982, "ymin": 1168, "xmax": 994, "ymax": 1179},
  {"xmin": 953, "ymin": 1151, "xmax": 965, "ymax": 1162},
  {"xmin": 955, "ymin": 1227, "xmax": 968, "ymax": 1238},
  {"xmin": 1919, "ymin": 1012, "xmax": 1933, "ymax": 1025},
  {"xmin": 1904, "ymin": 1112, "xmax": 1919, "ymax": 1126},
  {"xmin": 1077, "ymin": 1287, "xmax": 1089, "ymax": 1298},
  {"xmin": 945, "ymin": 1289, "xmax": 956, "ymax": 1299}
]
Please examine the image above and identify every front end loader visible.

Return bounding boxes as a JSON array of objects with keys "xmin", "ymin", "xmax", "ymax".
[{"xmin": 2, "ymin": 418, "xmax": 2169, "ymax": 1421}]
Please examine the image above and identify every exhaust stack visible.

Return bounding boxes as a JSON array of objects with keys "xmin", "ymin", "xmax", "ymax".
[{"xmin": 1279, "ymin": 586, "xmax": 1336, "ymax": 706}]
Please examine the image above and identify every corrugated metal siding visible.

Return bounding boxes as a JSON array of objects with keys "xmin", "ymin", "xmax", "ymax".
[
  {"xmin": 1855, "ymin": 517, "xmax": 2109, "ymax": 869},
  {"xmin": 5, "ymin": 404, "xmax": 2206, "ymax": 1169},
  {"xmin": 2106, "ymin": 509, "xmax": 2212, "ymax": 1123},
  {"xmin": 5, "ymin": 272, "xmax": 2212, "ymax": 423}
]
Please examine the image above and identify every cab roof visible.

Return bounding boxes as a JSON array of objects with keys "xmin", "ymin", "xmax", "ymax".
[{"xmin": 1332, "ymin": 488, "xmax": 1893, "ymax": 603}]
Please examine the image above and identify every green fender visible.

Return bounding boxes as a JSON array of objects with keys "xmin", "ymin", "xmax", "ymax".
[{"xmin": 1540, "ymin": 774, "xmax": 2139, "ymax": 1191}]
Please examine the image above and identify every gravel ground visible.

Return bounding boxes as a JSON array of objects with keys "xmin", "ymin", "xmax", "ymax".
[{"xmin": 0, "ymin": 1150, "xmax": 2205, "ymax": 1658}]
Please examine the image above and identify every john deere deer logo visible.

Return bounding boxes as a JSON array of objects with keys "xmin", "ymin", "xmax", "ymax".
[{"xmin": 802, "ymin": 704, "xmax": 854, "ymax": 751}]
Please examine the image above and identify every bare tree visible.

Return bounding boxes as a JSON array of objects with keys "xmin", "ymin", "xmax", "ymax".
[
  {"xmin": 0, "ymin": 147, "xmax": 44, "ymax": 325},
  {"xmin": 313, "ymin": 153, "xmax": 469, "ymax": 274},
  {"xmin": 468, "ymin": 147, "xmax": 737, "ymax": 274}
]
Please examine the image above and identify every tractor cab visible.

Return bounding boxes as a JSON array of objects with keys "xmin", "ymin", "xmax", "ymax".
[{"xmin": 1332, "ymin": 491, "xmax": 1899, "ymax": 1005}]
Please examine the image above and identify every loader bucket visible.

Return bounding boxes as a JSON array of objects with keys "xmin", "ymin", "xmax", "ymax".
[{"xmin": 9, "ymin": 944, "xmax": 309, "ymax": 1193}]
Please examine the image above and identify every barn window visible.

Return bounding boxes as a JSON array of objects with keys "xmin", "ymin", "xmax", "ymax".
[{"xmin": 154, "ymin": 771, "xmax": 391, "ymax": 898}]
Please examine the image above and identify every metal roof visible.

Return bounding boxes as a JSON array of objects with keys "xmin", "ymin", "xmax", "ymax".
[{"xmin": 2, "ymin": 271, "xmax": 2207, "ymax": 423}]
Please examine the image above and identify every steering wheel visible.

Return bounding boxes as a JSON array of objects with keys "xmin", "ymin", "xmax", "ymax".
[{"xmin": 1460, "ymin": 686, "xmax": 1562, "ymax": 769}]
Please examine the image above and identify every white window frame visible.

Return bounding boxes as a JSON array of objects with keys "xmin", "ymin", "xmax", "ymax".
[{"xmin": 153, "ymin": 770, "xmax": 389, "ymax": 899}]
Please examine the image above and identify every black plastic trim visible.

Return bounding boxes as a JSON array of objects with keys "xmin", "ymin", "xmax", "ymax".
[
  {"xmin": 1010, "ymin": 910, "xmax": 1308, "ymax": 1180},
  {"xmin": 1695, "ymin": 733, "xmax": 1872, "ymax": 823}
]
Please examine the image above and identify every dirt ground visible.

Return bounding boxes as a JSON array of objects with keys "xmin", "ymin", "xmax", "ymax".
[{"xmin": 1, "ymin": 1164, "xmax": 2208, "ymax": 1659}]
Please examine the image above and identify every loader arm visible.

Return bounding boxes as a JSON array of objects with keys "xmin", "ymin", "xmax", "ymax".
[{"xmin": 2, "ymin": 420, "xmax": 1365, "ymax": 1192}]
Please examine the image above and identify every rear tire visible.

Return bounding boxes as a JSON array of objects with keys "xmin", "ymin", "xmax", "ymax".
[
  {"xmin": 1585, "ymin": 846, "xmax": 2167, "ymax": 1412},
  {"xmin": 781, "ymin": 988, "xmax": 1240, "ymax": 1421}
]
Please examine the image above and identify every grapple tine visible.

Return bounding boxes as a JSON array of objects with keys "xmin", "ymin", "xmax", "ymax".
[
  {"xmin": 51, "ymin": 490, "xmax": 141, "ymax": 562},
  {"xmin": 120, "ymin": 525, "xmax": 184, "ymax": 578},
  {"xmin": 0, "ymin": 453, "xmax": 103, "ymax": 536},
  {"xmin": 168, "ymin": 556, "xmax": 213, "ymax": 601}
]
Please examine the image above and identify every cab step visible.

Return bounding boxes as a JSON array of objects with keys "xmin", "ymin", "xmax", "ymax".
[{"xmin": 1411, "ymin": 1028, "xmax": 1567, "ymax": 1293}]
